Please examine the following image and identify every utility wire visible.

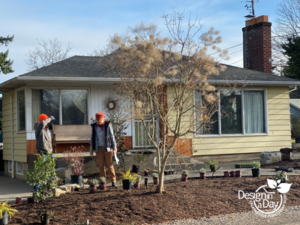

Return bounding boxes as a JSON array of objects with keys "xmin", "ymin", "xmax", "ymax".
[
  {"xmin": 204, "ymin": 5, "xmax": 245, "ymax": 23},
  {"xmin": 200, "ymin": 2, "xmax": 244, "ymax": 21},
  {"xmin": 230, "ymin": 59, "xmax": 243, "ymax": 64},
  {"xmin": 209, "ymin": 43, "xmax": 243, "ymax": 56}
]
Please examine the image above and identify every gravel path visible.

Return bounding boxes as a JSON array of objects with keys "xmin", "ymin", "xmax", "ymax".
[{"xmin": 155, "ymin": 206, "xmax": 300, "ymax": 225}]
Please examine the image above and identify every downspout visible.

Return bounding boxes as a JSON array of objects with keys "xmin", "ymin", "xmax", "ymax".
[
  {"xmin": 0, "ymin": 91, "xmax": 14, "ymax": 178},
  {"xmin": 289, "ymin": 86, "xmax": 297, "ymax": 93}
]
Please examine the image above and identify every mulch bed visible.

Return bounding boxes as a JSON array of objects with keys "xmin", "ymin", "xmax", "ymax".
[
  {"xmin": 261, "ymin": 159, "xmax": 300, "ymax": 169},
  {"xmin": 9, "ymin": 176, "xmax": 300, "ymax": 225}
]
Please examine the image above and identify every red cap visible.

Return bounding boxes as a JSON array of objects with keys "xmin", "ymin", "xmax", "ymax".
[
  {"xmin": 95, "ymin": 112, "xmax": 105, "ymax": 120},
  {"xmin": 39, "ymin": 114, "xmax": 49, "ymax": 122}
]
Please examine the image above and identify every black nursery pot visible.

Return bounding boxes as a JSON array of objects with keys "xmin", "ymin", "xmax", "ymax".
[
  {"xmin": 210, "ymin": 166, "xmax": 216, "ymax": 172},
  {"xmin": 252, "ymin": 168, "xmax": 260, "ymax": 177},
  {"xmin": 40, "ymin": 213, "xmax": 50, "ymax": 225},
  {"xmin": 71, "ymin": 175, "xmax": 83, "ymax": 186},
  {"xmin": 144, "ymin": 171, "xmax": 149, "ymax": 176},
  {"xmin": 122, "ymin": 180, "xmax": 132, "ymax": 190},
  {"xmin": 164, "ymin": 171, "xmax": 169, "ymax": 175},
  {"xmin": 132, "ymin": 165, "xmax": 139, "ymax": 174}
]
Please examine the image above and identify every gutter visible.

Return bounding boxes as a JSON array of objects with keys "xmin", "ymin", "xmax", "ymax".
[
  {"xmin": 289, "ymin": 86, "xmax": 297, "ymax": 93},
  {"xmin": 0, "ymin": 91, "xmax": 14, "ymax": 179},
  {"xmin": 14, "ymin": 76, "xmax": 300, "ymax": 86}
]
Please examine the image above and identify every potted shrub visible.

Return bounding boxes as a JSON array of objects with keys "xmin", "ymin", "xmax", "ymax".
[
  {"xmin": 152, "ymin": 172, "xmax": 159, "ymax": 185},
  {"xmin": 275, "ymin": 171, "xmax": 288, "ymax": 183},
  {"xmin": 251, "ymin": 161, "xmax": 261, "ymax": 177},
  {"xmin": 152, "ymin": 169, "xmax": 158, "ymax": 174},
  {"xmin": 0, "ymin": 201, "xmax": 18, "ymax": 225},
  {"xmin": 88, "ymin": 179, "xmax": 98, "ymax": 193},
  {"xmin": 40, "ymin": 209, "xmax": 51, "ymax": 225},
  {"xmin": 15, "ymin": 197, "xmax": 21, "ymax": 204},
  {"xmin": 119, "ymin": 169, "xmax": 138, "ymax": 190},
  {"xmin": 224, "ymin": 171, "xmax": 229, "ymax": 177},
  {"xmin": 144, "ymin": 168, "xmax": 150, "ymax": 176},
  {"xmin": 200, "ymin": 168, "xmax": 206, "ymax": 179},
  {"xmin": 235, "ymin": 170, "xmax": 242, "ymax": 177},
  {"xmin": 134, "ymin": 175, "xmax": 142, "ymax": 189},
  {"xmin": 98, "ymin": 177, "xmax": 106, "ymax": 190},
  {"xmin": 64, "ymin": 146, "xmax": 85, "ymax": 186},
  {"xmin": 208, "ymin": 160, "xmax": 218, "ymax": 172},
  {"xmin": 230, "ymin": 171, "xmax": 235, "ymax": 177},
  {"xmin": 164, "ymin": 170, "xmax": 170, "ymax": 176},
  {"xmin": 181, "ymin": 170, "xmax": 188, "ymax": 182}
]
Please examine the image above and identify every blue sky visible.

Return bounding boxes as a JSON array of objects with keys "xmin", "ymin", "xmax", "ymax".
[{"xmin": 1, "ymin": 0, "xmax": 281, "ymax": 84}]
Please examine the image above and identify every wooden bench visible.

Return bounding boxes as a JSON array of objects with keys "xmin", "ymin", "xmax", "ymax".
[{"xmin": 52, "ymin": 124, "xmax": 91, "ymax": 153}]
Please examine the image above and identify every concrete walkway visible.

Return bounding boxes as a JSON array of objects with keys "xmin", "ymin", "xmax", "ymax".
[
  {"xmin": 1, "ymin": 167, "xmax": 299, "ymax": 204},
  {"xmin": 0, "ymin": 175, "xmax": 32, "ymax": 203}
]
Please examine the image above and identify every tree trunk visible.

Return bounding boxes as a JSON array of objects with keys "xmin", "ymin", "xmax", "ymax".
[{"xmin": 156, "ymin": 157, "xmax": 168, "ymax": 193}]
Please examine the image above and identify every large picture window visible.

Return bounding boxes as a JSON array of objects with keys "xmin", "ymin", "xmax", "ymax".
[
  {"xmin": 32, "ymin": 89, "xmax": 88, "ymax": 128},
  {"xmin": 195, "ymin": 89, "xmax": 266, "ymax": 136}
]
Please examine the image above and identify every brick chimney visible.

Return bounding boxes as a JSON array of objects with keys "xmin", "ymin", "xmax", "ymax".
[{"xmin": 242, "ymin": 15, "xmax": 272, "ymax": 74}]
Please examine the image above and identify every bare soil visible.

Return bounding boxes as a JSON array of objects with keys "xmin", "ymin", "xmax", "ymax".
[
  {"xmin": 261, "ymin": 159, "xmax": 300, "ymax": 170},
  {"xmin": 9, "ymin": 176, "xmax": 300, "ymax": 225}
]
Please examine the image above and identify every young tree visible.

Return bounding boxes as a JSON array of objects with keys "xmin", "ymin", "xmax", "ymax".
[
  {"xmin": 0, "ymin": 35, "xmax": 14, "ymax": 74},
  {"xmin": 102, "ymin": 11, "xmax": 228, "ymax": 193},
  {"xmin": 281, "ymin": 36, "xmax": 300, "ymax": 79},
  {"xmin": 25, "ymin": 38, "xmax": 72, "ymax": 71}
]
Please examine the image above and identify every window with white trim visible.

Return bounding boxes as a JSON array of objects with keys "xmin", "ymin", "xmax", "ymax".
[
  {"xmin": 16, "ymin": 162, "xmax": 23, "ymax": 175},
  {"xmin": 17, "ymin": 89, "xmax": 26, "ymax": 131},
  {"xmin": 195, "ymin": 89, "xmax": 266, "ymax": 136},
  {"xmin": 32, "ymin": 89, "xmax": 88, "ymax": 128}
]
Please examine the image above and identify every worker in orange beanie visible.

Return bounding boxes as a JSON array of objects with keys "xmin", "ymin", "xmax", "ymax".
[
  {"xmin": 34, "ymin": 114, "xmax": 55, "ymax": 155},
  {"xmin": 89, "ymin": 112, "xmax": 118, "ymax": 187}
]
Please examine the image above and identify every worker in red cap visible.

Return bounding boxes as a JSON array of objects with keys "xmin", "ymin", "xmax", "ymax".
[
  {"xmin": 34, "ymin": 114, "xmax": 55, "ymax": 155},
  {"xmin": 90, "ymin": 112, "xmax": 117, "ymax": 187}
]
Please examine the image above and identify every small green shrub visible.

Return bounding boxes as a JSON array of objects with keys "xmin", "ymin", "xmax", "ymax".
[
  {"xmin": 88, "ymin": 179, "xmax": 99, "ymax": 185},
  {"xmin": 136, "ymin": 175, "xmax": 142, "ymax": 181},
  {"xmin": 235, "ymin": 163, "xmax": 254, "ymax": 166},
  {"xmin": 208, "ymin": 160, "xmax": 218, "ymax": 170},
  {"xmin": 152, "ymin": 173, "xmax": 158, "ymax": 178},
  {"xmin": 99, "ymin": 177, "xmax": 106, "ymax": 183},
  {"xmin": 275, "ymin": 171, "xmax": 288, "ymax": 182},
  {"xmin": 26, "ymin": 153, "xmax": 58, "ymax": 203},
  {"xmin": 182, "ymin": 169, "xmax": 188, "ymax": 174},
  {"xmin": 200, "ymin": 168, "xmax": 206, "ymax": 173},
  {"xmin": 252, "ymin": 161, "xmax": 261, "ymax": 169}
]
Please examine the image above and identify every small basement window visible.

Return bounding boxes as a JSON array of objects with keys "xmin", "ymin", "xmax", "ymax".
[
  {"xmin": 16, "ymin": 162, "xmax": 23, "ymax": 175},
  {"xmin": 8, "ymin": 161, "xmax": 12, "ymax": 173}
]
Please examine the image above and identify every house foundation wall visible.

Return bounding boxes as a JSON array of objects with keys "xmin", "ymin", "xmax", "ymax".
[{"xmin": 4, "ymin": 160, "xmax": 28, "ymax": 180}]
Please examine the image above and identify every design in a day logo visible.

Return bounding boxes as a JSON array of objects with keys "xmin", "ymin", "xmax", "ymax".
[{"xmin": 238, "ymin": 179, "xmax": 292, "ymax": 217}]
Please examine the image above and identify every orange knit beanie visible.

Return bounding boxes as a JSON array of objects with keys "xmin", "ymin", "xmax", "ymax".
[{"xmin": 39, "ymin": 114, "xmax": 49, "ymax": 122}]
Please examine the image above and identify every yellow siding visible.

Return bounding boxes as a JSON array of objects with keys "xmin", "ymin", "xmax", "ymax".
[
  {"xmin": 192, "ymin": 86, "xmax": 291, "ymax": 155},
  {"xmin": 2, "ymin": 88, "xmax": 27, "ymax": 162},
  {"xmin": 167, "ymin": 85, "xmax": 292, "ymax": 156}
]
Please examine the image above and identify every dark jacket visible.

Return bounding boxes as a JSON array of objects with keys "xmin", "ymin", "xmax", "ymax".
[
  {"xmin": 89, "ymin": 121, "xmax": 117, "ymax": 153},
  {"xmin": 34, "ymin": 118, "xmax": 52, "ymax": 154}
]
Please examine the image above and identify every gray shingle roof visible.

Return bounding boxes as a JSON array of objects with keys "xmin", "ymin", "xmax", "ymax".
[{"xmin": 0, "ymin": 55, "xmax": 293, "ymax": 86}]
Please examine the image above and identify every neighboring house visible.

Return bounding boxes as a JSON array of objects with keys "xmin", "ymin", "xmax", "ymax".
[
  {"xmin": 1, "ymin": 15, "xmax": 300, "ymax": 180},
  {"xmin": 290, "ymin": 99, "xmax": 300, "ymax": 118}
]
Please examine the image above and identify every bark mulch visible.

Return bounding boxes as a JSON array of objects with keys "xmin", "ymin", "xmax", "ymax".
[
  {"xmin": 9, "ymin": 176, "xmax": 300, "ymax": 225},
  {"xmin": 261, "ymin": 158, "xmax": 300, "ymax": 169}
]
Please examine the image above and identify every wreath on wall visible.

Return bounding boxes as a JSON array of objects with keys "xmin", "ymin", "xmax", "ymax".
[{"xmin": 104, "ymin": 97, "xmax": 119, "ymax": 111}]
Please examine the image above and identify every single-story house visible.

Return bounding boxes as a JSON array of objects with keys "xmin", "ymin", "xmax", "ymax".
[{"xmin": 1, "ymin": 15, "xmax": 300, "ymax": 180}]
